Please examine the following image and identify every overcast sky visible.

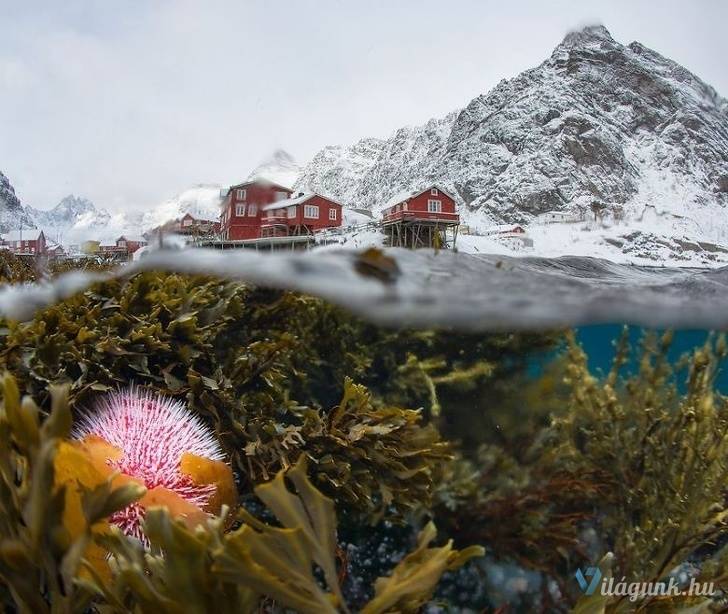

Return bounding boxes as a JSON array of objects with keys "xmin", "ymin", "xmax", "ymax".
[{"xmin": 1, "ymin": 0, "xmax": 726, "ymax": 212}]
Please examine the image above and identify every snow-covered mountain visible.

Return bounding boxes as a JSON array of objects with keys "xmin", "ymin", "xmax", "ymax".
[
  {"xmin": 247, "ymin": 149, "xmax": 302, "ymax": 188},
  {"xmin": 6, "ymin": 152, "xmax": 293, "ymax": 244},
  {"xmin": 137, "ymin": 184, "xmax": 223, "ymax": 231},
  {"xmin": 26, "ymin": 195, "xmax": 102, "ymax": 227},
  {"xmin": 25, "ymin": 195, "xmax": 112, "ymax": 243},
  {"xmin": 0, "ymin": 172, "xmax": 35, "ymax": 233},
  {"xmin": 296, "ymin": 25, "xmax": 728, "ymax": 252},
  {"xmin": 13, "ymin": 185, "xmax": 224, "ymax": 245}
]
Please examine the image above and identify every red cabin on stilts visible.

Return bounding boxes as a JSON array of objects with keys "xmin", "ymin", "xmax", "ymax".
[{"xmin": 380, "ymin": 185, "xmax": 460, "ymax": 249}]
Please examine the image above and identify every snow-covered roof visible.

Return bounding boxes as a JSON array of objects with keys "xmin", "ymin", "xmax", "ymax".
[
  {"xmin": 117, "ymin": 234, "xmax": 146, "ymax": 243},
  {"xmin": 3, "ymin": 229, "xmax": 44, "ymax": 241},
  {"xmin": 383, "ymin": 185, "xmax": 458, "ymax": 210},
  {"xmin": 262, "ymin": 192, "xmax": 316, "ymax": 211},
  {"xmin": 228, "ymin": 178, "xmax": 293, "ymax": 194},
  {"xmin": 383, "ymin": 189, "xmax": 416, "ymax": 210}
]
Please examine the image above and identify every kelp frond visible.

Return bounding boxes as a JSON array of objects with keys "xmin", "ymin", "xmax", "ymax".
[{"xmin": 0, "ymin": 374, "xmax": 483, "ymax": 612}]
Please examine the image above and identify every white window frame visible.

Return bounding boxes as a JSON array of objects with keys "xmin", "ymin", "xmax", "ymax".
[
  {"xmin": 403, "ymin": 203, "xmax": 408, "ymax": 211},
  {"xmin": 287, "ymin": 206, "xmax": 297, "ymax": 219},
  {"xmin": 183, "ymin": 217, "xmax": 192, "ymax": 226},
  {"xmin": 248, "ymin": 203, "xmax": 258, "ymax": 216},
  {"xmin": 329, "ymin": 208, "xmax": 337, "ymax": 221},
  {"xmin": 274, "ymin": 191, "xmax": 288, "ymax": 202},
  {"xmin": 236, "ymin": 204, "xmax": 246, "ymax": 216},
  {"xmin": 431, "ymin": 188, "xmax": 439, "ymax": 196},
  {"xmin": 427, "ymin": 199, "xmax": 442, "ymax": 213},
  {"xmin": 304, "ymin": 204, "xmax": 319, "ymax": 219},
  {"xmin": 236, "ymin": 188, "xmax": 246, "ymax": 200}
]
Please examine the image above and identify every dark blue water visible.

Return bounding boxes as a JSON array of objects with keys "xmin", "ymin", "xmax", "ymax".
[{"xmin": 576, "ymin": 325, "xmax": 727, "ymax": 392}]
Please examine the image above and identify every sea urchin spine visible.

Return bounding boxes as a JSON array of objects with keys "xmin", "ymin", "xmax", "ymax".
[{"xmin": 73, "ymin": 387, "xmax": 231, "ymax": 543}]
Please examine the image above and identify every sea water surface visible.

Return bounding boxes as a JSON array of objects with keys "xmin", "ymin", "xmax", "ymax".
[
  {"xmin": 2, "ymin": 247, "xmax": 725, "ymax": 391},
  {"xmin": 2, "ymin": 247, "xmax": 726, "ymax": 330}
]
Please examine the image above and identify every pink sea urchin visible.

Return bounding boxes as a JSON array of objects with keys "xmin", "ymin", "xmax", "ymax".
[{"xmin": 74, "ymin": 387, "xmax": 228, "ymax": 543}]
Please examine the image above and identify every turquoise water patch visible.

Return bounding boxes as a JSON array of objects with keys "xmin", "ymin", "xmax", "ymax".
[{"xmin": 576, "ymin": 325, "xmax": 727, "ymax": 392}]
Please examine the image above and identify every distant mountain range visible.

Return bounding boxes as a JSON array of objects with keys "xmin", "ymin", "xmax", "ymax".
[
  {"xmin": 29, "ymin": 186, "xmax": 225, "ymax": 245},
  {"xmin": 3, "ymin": 24, "xmax": 728, "ymax": 263},
  {"xmin": 0, "ymin": 150, "xmax": 302, "ymax": 244}
]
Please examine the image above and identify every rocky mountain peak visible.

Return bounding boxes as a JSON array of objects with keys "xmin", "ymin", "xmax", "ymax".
[
  {"xmin": 295, "ymin": 25, "xmax": 728, "ymax": 245},
  {"xmin": 52, "ymin": 195, "xmax": 97, "ymax": 218},
  {"xmin": 247, "ymin": 149, "xmax": 302, "ymax": 188},
  {"xmin": 0, "ymin": 171, "xmax": 22, "ymax": 211},
  {"xmin": 559, "ymin": 24, "xmax": 616, "ymax": 49},
  {"xmin": 0, "ymin": 171, "xmax": 36, "ymax": 233}
]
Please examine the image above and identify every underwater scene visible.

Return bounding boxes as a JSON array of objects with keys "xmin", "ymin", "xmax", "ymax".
[{"xmin": 1, "ymin": 246, "xmax": 727, "ymax": 613}]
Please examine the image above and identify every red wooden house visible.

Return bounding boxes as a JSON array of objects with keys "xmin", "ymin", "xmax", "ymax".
[
  {"xmin": 381, "ymin": 186, "xmax": 459, "ymax": 224},
  {"xmin": 116, "ymin": 235, "xmax": 147, "ymax": 254},
  {"xmin": 1, "ymin": 229, "xmax": 47, "ymax": 256},
  {"xmin": 220, "ymin": 179, "xmax": 293, "ymax": 240},
  {"xmin": 99, "ymin": 243, "xmax": 128, "ymax": 258},
  {"xmin": 46, "ymin": 242, "xmax": 65, "ymax": 259},
  {"xmin": 260, "ymin": 192, "xmax": 343, "ymax": 238},
  {"xmin": 177, "ymin": 213, "xmax": 220, "ymax": 236}
]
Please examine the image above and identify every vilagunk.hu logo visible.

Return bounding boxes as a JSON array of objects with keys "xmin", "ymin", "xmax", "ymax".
[{"xmin": 575, "ymin": 565, "xmax": 715, "ymax": 603}]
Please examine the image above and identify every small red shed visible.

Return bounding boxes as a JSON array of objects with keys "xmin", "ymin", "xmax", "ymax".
[{"xmin": 484, "ymin": 224, "xmax": 526, "ymax": 236}]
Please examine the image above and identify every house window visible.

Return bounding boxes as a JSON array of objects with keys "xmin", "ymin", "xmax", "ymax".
[
  {"xmin": 431, "ymin": 188, "xmax": 439, "ymax": 195},
  {"xmin": 183, "ymin": 217, "xmax": 192, "ymax": 226},
  {"xmin": 118, "ymin": 240, "xmax": 126, "ymax": 247},
  {"xmin": 403, "ymin": 203, "xmax": 408, "ymax": 211},
  {"xmin": 248, "ymin": 203, "xmax": 258, "ymax": 216},
  {"xmin": 274, "ymin": 191, "xmax": 288, "ymax": 202},
  {"xmin": 427, "ymin": 199, "xmax": 442, "ymax": 213},
  {"xmin": 236, "ymin": 204, "xmax": 246, "ymax": 216},
  {"xmin": 236, "ymin": 189, "xmax": 246, "ymax": 200},
  {"xmin": 329, "ymin": 208, "xmax": 337, "ymax": 220},
  {"xmin": 287, "ymin": 206, "xmax": 297, "ymax": 219},
  {"xmin": 304, "ymin": 205, "xmax": 319, "ymax": 219}
]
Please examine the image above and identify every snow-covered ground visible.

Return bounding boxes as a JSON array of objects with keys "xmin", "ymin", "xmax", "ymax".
[{"xmin": 313, "ymin": 209, "xmax": 728, "ymax": 268}]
